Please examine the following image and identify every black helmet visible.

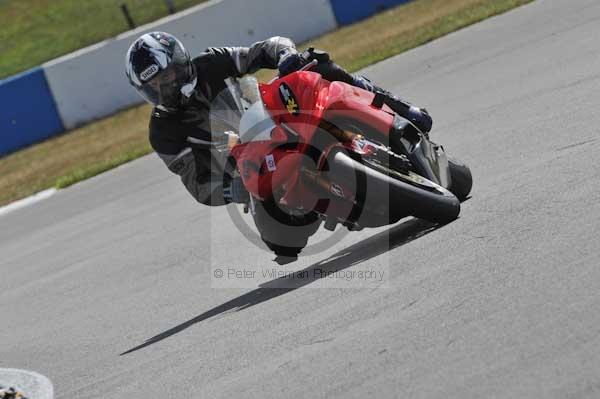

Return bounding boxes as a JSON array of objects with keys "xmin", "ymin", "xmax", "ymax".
[{"xmin": 125, "ymin": 32, "xmax": 197, "ymax": 109}]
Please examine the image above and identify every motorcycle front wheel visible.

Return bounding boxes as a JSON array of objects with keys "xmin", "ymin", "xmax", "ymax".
[{"xmin": 251, "ymin": 197, "xmax": 321, "ymax": 257}]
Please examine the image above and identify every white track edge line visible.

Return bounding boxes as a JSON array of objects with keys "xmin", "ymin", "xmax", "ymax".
[
  {"xmin": 0, "ymin": 188, "xmax": 58, "ymax": 218},
  {"xmin": 0, "ymin": 368, "xmax": 54, "ymax": 399}
]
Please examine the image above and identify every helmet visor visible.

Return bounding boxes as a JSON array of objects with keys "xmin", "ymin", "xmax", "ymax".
[{"xmin": 138, "ymin": 46, "xmax": 194, "ymax": 108}]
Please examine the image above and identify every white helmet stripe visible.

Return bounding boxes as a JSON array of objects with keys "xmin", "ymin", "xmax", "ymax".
[{"xmin": 142, "ymin": 33, "xmax": 170, "ymax": 69}]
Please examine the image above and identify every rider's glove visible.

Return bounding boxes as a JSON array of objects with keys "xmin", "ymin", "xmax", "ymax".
[
  {"xmin": 277, "ymin": 49, "xmax": 305, "ymax": 77},
  {"xmin": 223, "ymin": 176, "xmax": 249, "ymax": 204}
]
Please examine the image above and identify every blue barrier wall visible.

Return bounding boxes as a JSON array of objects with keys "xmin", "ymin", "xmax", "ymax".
[
  {"xmin": 329, "ymin": 0, "xmax": 412, "ymax": 25},
  {"xmin": 0, "ymin": 68, "xmax": 64, "ymax": 156}
]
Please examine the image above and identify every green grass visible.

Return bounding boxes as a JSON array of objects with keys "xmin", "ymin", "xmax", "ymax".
[
  {"xmin": 54, "ymin": 146, "xmax": 152, "ymax": 189},
  {"xmin": 0, "ymin": 0, "xmax": 534, "ymax": 206},
  {"xmin": 0, "ymin": 0, "xmax": 208, "ymax": 79}
]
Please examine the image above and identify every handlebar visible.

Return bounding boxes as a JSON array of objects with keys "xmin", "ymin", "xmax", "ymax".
[
  {"xmin": 267, "ymin": 59, "xmax": 319, "ymax": 84},
  {"xmin": 299, "ymin": 59, "xmax": 319, "ymax": 72}
]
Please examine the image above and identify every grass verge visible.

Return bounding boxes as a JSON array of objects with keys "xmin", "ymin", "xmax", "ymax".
[
  {"xmin": 54, "ymin": 146, "xmax": 152, "ymax": 189},
  {"xmin": 0, "ymin": 0, "xmax": 208, "ymax": 79},
  {"xmin": 0, "ymin": 0, "xmax": 533, "ymax": 207}
]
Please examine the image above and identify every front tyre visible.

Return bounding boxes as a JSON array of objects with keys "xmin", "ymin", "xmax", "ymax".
[{"xmin": 252, "ymin": 198, "xmax": 321, "ymax": 257}]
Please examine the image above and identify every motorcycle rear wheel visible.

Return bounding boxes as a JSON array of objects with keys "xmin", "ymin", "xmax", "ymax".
[
  {"xmin": 329, "ymin": 151, "xmax": 460, "ymax": 226},
  {"xmin": 448, "ymin": 157, "xmax": 473, "ymax": 201}
]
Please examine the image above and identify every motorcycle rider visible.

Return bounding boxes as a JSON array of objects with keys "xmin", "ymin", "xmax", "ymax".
[{"xmin": 125, "ymin": 32, "xmax": 432, "ymax": 259}]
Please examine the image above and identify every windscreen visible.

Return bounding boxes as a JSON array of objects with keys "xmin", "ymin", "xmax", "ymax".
[{"xmin": 209, "ymin": 77, "xmax": 276, "ymax": 152}]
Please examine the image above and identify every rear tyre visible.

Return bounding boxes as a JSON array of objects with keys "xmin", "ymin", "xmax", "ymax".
[
  {"xmin": 329, "ymin": 152, "xmax": 460, "ymax": 226},
  {"xmin": 448, "ymin": 157, "xmax": 473, "ymax": 201}
]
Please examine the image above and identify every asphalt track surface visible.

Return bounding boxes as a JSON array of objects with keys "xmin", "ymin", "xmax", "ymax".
[{"xmin": 2, "ymin": 1, "xmax": 600, "ymax": 397}]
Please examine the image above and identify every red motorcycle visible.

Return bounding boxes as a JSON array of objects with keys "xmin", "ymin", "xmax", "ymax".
[{"xmin": 212, "ymin": 61, "xmax": 472, "ymax": 257}]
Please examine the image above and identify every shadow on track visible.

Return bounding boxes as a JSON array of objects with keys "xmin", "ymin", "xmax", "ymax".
[{"xmin": 121, "ymin": 218, "xmax": 439, "ymax": 355}]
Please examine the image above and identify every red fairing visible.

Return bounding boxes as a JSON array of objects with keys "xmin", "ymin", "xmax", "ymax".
[
  {"xmin": 260, "ymin": 71, "xmax": 329, "ymax": 135},
  {"xmin": 232, "ymin": 71, "xmax": 395, "ymax": 206},
  {"xmin": 261, "ymin": 71, "xmax": 394, "ymax": 138},
  {"xmin": 323, "ymin": 81, "xmax": 395, "ymax": 136},
  {"xmin": 232, "ymin": 72, "xmax": 330, "ymax": 203}
]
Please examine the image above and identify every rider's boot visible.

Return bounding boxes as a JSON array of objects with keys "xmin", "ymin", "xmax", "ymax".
[{"xmin": 353, "ymin": 75, "xmax": 433, "ymax": 134}]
